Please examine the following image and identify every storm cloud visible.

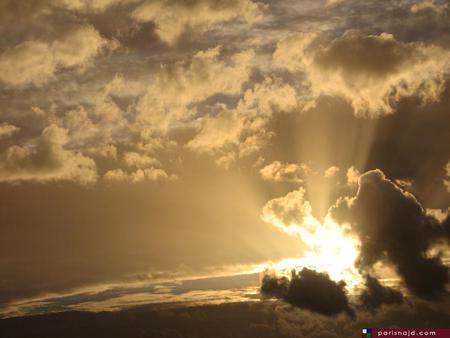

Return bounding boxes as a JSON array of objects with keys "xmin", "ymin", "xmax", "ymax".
[{"xmin": 331, "ymin": 169, "xmax": 449, "ymax": 299}]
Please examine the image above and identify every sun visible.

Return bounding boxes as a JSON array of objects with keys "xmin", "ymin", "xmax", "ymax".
[{"xmin": 267, "ymin": 215, "xmax": 363, "ymax": 290}]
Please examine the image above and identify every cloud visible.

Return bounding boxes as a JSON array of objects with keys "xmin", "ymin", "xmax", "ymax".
[
  {"xmin": 58, "ymin": 76, "xmax": 131, "ymax": 148},
  {"xmin": 286, "ymin": 269, "xmax": 354, "ymax": 317},
  {"xmin": 346, "ymin": 166, "xmax": 360, "ymax": 185},
  {"xmin": 330, "ymin": 169, "xmax": 449, "ymax": 299},
  {"xmin": 260, "ymin": 161, "xmax": 312, "ymax": 183},
  {"xmin": 53, "ymin": 0, "xmax": 139, "ymax": 12},
  {"xmin": 411, "ymin": 0, "xmax": 448, "ymax": 15},
  {"xmin": 273, "ymin": 32, "xmax": 318, "ymax": 73},
  {"xmin": 187, "ymin": 77, "xmax": 299, "ymax": 166},
  {"xmin": 85, "ymin": 144, "xmax": 118, "ymax": 160},
  {"xmin": 130, "ymin": 0, "xmax": 265, "ymax": 45},
  {"xmin": 123, "ymin": 152, "xmax": 161, "ymax": 169},
  {"xmin": 0, "ymin": 122, "xmax": 20, "ymax": 139},
  {"xmin": 426, "ymin": 208, "xmax": 449, "ymax": 223},
  {"xmin": 103, "ymin": 150, "xmax": 176, "ymax": 183},
  {"xmin": 103, "ymin": 168, "xmax": 176, "ymax": 183},
  {"xmin": 444, "ymin": 160, "xmax": 450, "ymax": 192},
  {"xmin": 260, "ymin": 274, "xmax": 289, "ymax": 299},
  {"xmin": 0, "ymin": 25, "xmax": 114, "ymax": 87},
  {"xmin": 325, "ymin": 0, "xmax": 344, "ymax": 7},
  {"xmin": 186, "ymin": 110, "xmax": 243, "ymax": 156},
  {"xmin": 61, "ymin": 106, "xmax": 100, "ymax": 145},
  {"xmin": 394, "ymin": 178, "xmax": 414, "ymax": 190},
  {"xmin": 0, "ymin": 124, "xmax": 97, "ymax": 184},
  {"xmin": 136, "ymin": 46, "xmax": 254, "ymax": 131},
  {"xmin": 261, "ymin": 187, "xmax": 312, "ymax": 235},
  {"xmin": 236, "ymin": 76, "xmax": 299, "ymax": 117},
  {"xmin": 261, "ymin": 268, "xmax": 354, "ymax": 317},
  {"xmin": 324, "ymin": 166, "xmax": 339, "ymax": 178},
  {"xmin": 359, "ymin": 275, "xmax": 403, "ymax": 311},
  {"xmin": 3, "ymin": 297, "xmax": 450, "ymax": 338},
  {"xmin": 274, "ymin": 30, "xmax": 450, "ymax": 116},
  {"xmin": 275, "ymin": 295, "xmax": 450, "ymax": 338}
]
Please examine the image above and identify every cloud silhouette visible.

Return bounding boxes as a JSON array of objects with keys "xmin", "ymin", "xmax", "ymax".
[
  {"xmin": 331, "ymin": 169, "xmax": 449, "ymax": 299},
  {"xmin": 261, "ymin": 268, "xmax": 354, "ymax": 317}
]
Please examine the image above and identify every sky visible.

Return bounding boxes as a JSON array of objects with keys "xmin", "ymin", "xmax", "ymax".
[{"xmin": 0, "ymin": 0, "xmax": 450, "ymax": 333}]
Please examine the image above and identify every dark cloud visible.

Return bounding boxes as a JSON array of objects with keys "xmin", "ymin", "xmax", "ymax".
[
  {"xmin": 260, "ymin": 274, "xmax": 289, "ymax": 298},
  {"xmin": 365, "ymin": 82, "xmax": 450, "ymax": 208},
  {"xmin": 3, "ymin": 297, "xmax": 450, "ymax": 338},
  {"xmin": 331, "ymin": 169, "xmax": 449, "ymax": 299},
  {"xmin": 359, "ymin": 275, "xmax": 403, "ymax": 311},
  {"xmin": 331, "ymin": 0, "xmax": 450, "ymax": 47},
  {"xmin": 314, "ymin": 31, "xmax": 414, "ymax": 79},
  {"xmin": 285, "ymin": 269, "xmax": 354, "ymax": 317},
  {"xmin": 0, "ymin": 302, "xmax": 287, "ymax": 338},
  {"xmin": 261, "ymin": 268, "xmax": 354, "ymax": 317}
]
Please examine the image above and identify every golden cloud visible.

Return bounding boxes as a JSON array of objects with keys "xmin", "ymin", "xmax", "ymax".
[
  {"xmin": 260, "ymin": 161, "xmax": 312, "ymax": 183},
  {"xmin": 444, "ymin": 160, "xmax": 450, "ymax": 192},
  {"xmin": 0, "ymin": 124, "xmax": 97, "ymax": 184},
  {"xmin": 187, "ymin": 77, "xmax": 299, "ymax": 167},
  {"xmin": 131, "ymin": 0, "xmax": 265, "ymax": 45},
  {"xmin": 274, "ymin": 31, "xmax": 450, "ymax": 116},
  {"xmin": 53, "ymin": 0, "xmax": 139, "ymax": 12},
  {"xmin": 0, "ymin": 25, "xmax": 115, "ymax": 87},
  {"xmin": 136, "ymin": 46, "xmax": 255, "ymax": 131},
  {"xmin": 103, "ymin": 167, "xmax": 176, "ymax": 183},
  {"xmin": 411, "ymin": 0, "xmax": 448, "ymax": 14},
  {"xmin": 261, "ymin": 187, "xmax": 313, "ymax": 235},
  {"xmin": 0, "ymin": 122, "xmax": 20, "ymax": 139}
]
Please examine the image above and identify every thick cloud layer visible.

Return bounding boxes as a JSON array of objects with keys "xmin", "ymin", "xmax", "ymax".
[
  {"xmin": 274, "ymin": 31, "xmax": 450, "ymax": 116},
  {"xmin": 331, "ymin": 170, "xmax": 449, "ymax": 299}
]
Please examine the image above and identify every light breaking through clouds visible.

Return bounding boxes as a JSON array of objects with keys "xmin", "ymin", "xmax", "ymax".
[{"xmin": 0, "ymin": 1, "xmax": 449, "ymax": 334}]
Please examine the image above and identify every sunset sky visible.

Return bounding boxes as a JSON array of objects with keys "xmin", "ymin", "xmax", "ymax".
[{"xmin": 0, "ymin": 0, "xmax": 450, "ymax": 335}]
